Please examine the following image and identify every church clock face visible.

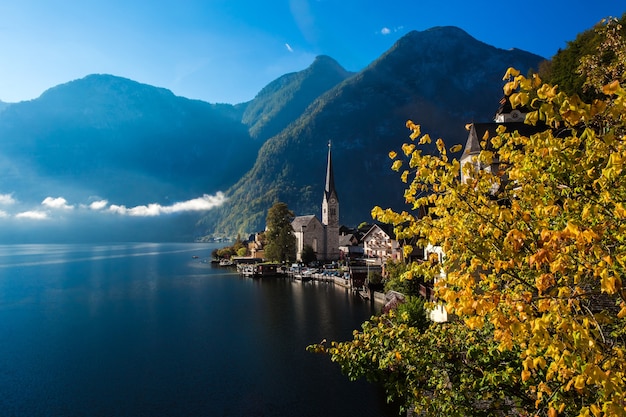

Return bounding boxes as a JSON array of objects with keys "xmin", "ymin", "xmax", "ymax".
[{"xmin": 330, "ymin": 198, "xmax": 336, "ymax": 204}]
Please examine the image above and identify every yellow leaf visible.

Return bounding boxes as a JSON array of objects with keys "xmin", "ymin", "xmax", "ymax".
[
  {"xmin": 391, "ymin": 160, "xmax": 403, "ymax": 171},
  {"xmin": 402, "ymin": 143, "xmax": 415, "ymax": 156},
  {"xmin": 602, "ymin": 80, "xmax": 620, "ymax": 95},
  {"xmin": 590, "ymin": 404, "xmax": 601, "ymax": 417},
  {"xmin": 533, "ymin": 356, "xmax": 547, "ymax": 369},
  {"xmin": 601, "ymin": 273, "xmax": 617, "ymax": 294},
  {"xmin": 521, "ymin": 369, "xmax": 531, "ymax": 382},
  {"xmin": 388, "ymin": 151, "xmax": 397, "ymax": 159},
  {"xmin": 407, "ymin": 121, "xmax": 421, "ymax": 140},
  {"xmin": 436, "ymin": 138, "xmax": 445, "ymax": 153},
  {"xmin": 503, "ymin": 67, "xmax": 520, "ymax": 80},
  {"xmin": 574, "ymin": 375, "xmax": 585, "ymax": 390},
  {"xmin": 527, "ymin": 110, "xmax": 539, "ymax": 125},
  {"xmin": 566, "ymin": 222, "xmax": 580, "ymax": 236},
  {"xmin": 465, "ymin": 316, "xmax": 484, "ymax": 329}
]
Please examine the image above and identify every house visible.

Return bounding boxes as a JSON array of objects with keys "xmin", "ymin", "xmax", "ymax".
[
  {"xmin": 361, "ymin": 223, "xmax": 403, "ymax": 265},
  {"xmin": 460, "ymin": 96, "xmax": 539, "ymax": 185},
  {"xmin": 292, "ymin": 142, "xmax": 341, "ymax": 262},
  {"xmin": 338, "ymin": 233, "xmax": 363, "ymax": 259},
  {"xmin": 247, "ymin": 232, "xmax": 265, "ymax": 259}
]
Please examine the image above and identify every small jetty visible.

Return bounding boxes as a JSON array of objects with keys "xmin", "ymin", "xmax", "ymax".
[
  {"xmin": 219, "ymin": 257, "xmax": 385, "ymax": 304},
  {"xmin": 286, "ymin": 266, "xmax": 353, "ymax": 287}
]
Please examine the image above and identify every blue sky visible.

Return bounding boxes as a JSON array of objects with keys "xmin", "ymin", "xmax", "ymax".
[{"xmin": 0, "ymin": 0, "xmax": 623, "ymax": 104}]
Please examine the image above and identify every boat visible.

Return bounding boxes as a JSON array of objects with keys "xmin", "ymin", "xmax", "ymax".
[
  {"xmin": 238, "ymin": 264, "xmax": 260, "ymax": 278},
  {"xmin": 219, "ymin": 259, "xmax": 234, "ymax": 267},
  {"xmin": 294, "ymin": 268, "xmax": 313, "ymax": 281}
]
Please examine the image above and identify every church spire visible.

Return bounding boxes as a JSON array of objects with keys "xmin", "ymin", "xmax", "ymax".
[{"xmin": 324, "ymin": 141, "xmax": 337, "ymax": 201}]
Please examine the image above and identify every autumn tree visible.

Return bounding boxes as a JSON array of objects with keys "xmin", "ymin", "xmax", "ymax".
[
  {"xmin": 311, "ymin": 19, "xmax": 626, "ymax": 417},
  {"xmin": 264, "ymin": 202, "xmax": 296, "ymax": 263}
]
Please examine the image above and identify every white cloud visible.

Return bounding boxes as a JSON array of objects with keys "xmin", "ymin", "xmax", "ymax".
[
  {"xmin": 4, "ymin": 193, "xmax": 226, "ymax": 221},
  {"xmin": 0, "ymin": 193, "xmax": 16, "ymax": 205},
  {"xmin": 16, "ymin": 210, "xmax": 48, "ymax": 220},
  {"xmin": 89, "ymin": 200, "xmax": 109, "ymax": 210},
  {"xmin": 108, "ymin": 192, "xmax": 227, "ymax": 217},
  {"xmin": 42, "ymin": 196, "xmax": 73, "ymax": 210},
  {"xmin": 161, "ymin": 193, "xmax": 227, "ymax": 213},
  {"xmin": 109, "ymin": 203, "xmax": 161, "ymax": 217},
  {"xmin": 285, "ymin": 43, "xmax": 294, "ymax": 53},
  {"xmin": 379, "ymin": 26, "xmax": 403, "ymax": 35}
]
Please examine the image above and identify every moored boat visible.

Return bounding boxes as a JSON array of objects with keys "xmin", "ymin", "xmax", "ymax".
[{"xmin": 219, "ymin": 259, "xmax": 234, "ymax": 267}]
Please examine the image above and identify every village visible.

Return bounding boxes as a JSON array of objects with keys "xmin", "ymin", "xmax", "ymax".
[{"xmin": 211, "ymin": 94, "xmax": 536, "ymax": 325}]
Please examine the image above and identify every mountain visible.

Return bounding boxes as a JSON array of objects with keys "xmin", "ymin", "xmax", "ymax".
[
  {"xmin": 0, "ymin": 75, "xmax": 256, "ymax": 206},
  {"xmin": 0, "ymin": 59, "xmax": 351, "ymax": 241},
  {"xmin": 242, "ymin": 55, "xmax": 354, "ymax": 141},
  {"xmin": 0, "ymin": 26, "xmax": 545, "ymax": 242},
  {"xmin": 198, "ymin": 26, "xmax": 545, "ymax": 238}
]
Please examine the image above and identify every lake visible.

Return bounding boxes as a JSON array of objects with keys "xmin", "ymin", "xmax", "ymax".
[{"xmin": 0, "ymin": 243, "xmax": 396, "ymax": 416}]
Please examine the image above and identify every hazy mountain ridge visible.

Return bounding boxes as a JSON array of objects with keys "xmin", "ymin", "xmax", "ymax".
[
  {"xmin": 198, "ymin": 26, "xmax": 545, "ymax": 238},
  {"xmin": 0, "ymin": 74, "xmax": 256, "ymax": 205}
]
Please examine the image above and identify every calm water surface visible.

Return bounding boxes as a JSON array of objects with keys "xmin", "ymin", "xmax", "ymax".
[{"xmin": 0, "ymin": 243, "xmax": 395, "ymax": 416}]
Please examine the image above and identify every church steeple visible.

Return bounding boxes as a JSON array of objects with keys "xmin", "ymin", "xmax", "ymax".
[
  {"xmin": 322, "ymin": 141, "xmax": 339, "ymax": 227},
  {"xmin": 325, "ymin": 141, "xmax": 337, "ymax": 201}
]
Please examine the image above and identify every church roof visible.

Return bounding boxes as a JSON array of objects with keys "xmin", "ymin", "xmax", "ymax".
[
  {"xmin": 339, "ymin": 234, "xmax": 357, "ymax": 246},
  {"xmin": 291, "ymin": 215, "xmax": 319, "ymax": 230},
  {"xmin": 463, "ymin": 122, "xmax": 542, "ymax": 158}
]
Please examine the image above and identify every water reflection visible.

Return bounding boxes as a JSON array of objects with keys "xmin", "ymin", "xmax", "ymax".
[
  {"xmin": 0, "ymin": 243, "xmax": 393, "ymax": 416},
  {"xmin": 0, "ymin": 243, "xmax": 202, "ymax": 268}
]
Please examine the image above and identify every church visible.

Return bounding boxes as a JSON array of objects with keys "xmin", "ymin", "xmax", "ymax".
[{"xmin": 292, "ymin": 143, "xmax": 340, "ymax": 262}]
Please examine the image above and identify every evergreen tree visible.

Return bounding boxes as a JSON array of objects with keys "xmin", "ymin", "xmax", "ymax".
[
  {"xmin": 264, "ymin": 202, "xmax": 296, "ymax": 263},
  {"xmin": 540, "ymin": 13, "xmax": 626, "ymax": 100}
]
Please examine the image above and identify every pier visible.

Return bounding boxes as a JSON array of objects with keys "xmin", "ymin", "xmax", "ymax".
[{"xmin": 229, "ymin": 258, "xmax": 385, "ymax": 303}]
